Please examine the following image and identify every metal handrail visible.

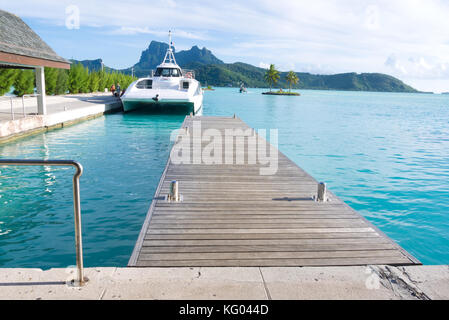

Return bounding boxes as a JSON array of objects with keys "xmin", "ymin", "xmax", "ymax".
[
  {"xmin": 0, "ymin": 159, "xmax": 86, "ymax": 286},
  {"xmin": 0, "ymin": 94, "xmax": 41, "ymax": 119}
]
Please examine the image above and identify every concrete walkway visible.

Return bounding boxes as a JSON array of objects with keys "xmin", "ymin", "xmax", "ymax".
[
  {"xmin": 0, "ymin": 93, "xmax": 119, "ymax": 121},
  {"xmin": 0, "ymin": 266, "xmax": 447, "ymax": 300},
  {"xmin": 0, "ymin": 93, "xmax": 122, "ymax": 142}
]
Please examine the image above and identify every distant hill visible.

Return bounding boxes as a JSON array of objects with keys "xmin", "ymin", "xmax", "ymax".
[
  {"xmin": 71, "ymin": 42, "xmax": 419, "ymax": 93},
  {"xmin": 122, "ymin": 41, "xmax": 223, "ymax": 77},
  {"xmin": 69, "ymin": 58, "xmax": 107, "ymax": 72},
  {"xmin": 184, "ymin": 62, "xmax": 418, "ymax": 93}
]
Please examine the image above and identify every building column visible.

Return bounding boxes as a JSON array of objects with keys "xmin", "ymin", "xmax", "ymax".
[{"xmin": 35, "ymin": 66, "xmax": 47, "ymax": 115}]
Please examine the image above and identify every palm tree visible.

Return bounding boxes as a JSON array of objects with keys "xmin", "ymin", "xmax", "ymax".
[
  {"xmin": 264, "ymin": 64, "xmax": 280, "ymax": 92},
  {"xmin": 286, "ymin": 71, "xmax": 299, "ymax": 93}
]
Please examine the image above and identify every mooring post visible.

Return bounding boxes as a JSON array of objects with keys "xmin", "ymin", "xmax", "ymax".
[
  {"xmin": 22, "ymin": 96, "xmax": 26, "ymax": 117},
  {"xmin": 10, "ymin": 97, "xmax": 14, "ymax": 120},
  {"xmin": 317, "ymin": 182, "xmax": 327, "ymax": 202},
  {"xmin": 168, "ymin": 180, "xmax": 179, "ymax": 202}
]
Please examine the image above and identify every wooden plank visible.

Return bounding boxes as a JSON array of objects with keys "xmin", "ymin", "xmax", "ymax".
[
  {"xmin": 144, "ymin": 232, "xmax": 381, "ymax": 240},
  {"xmin": 142, "ymin": 238, "xmax": 390, "ymax": 247},
  {"xmin": 151, "ymin": 214, "xmax": 359, "ymax": 219},
  {"xmin": 148, "ymin": 221, "xmax": 368, "ymax": 228},
  {"xmin": 138, "ymin": 250, "xmax": 404, "ymax": 261},
  {"xmin": 151, "ymin": 218, "xmax": 361, "ymax": 223},
  {"xmin": 135, "ymin": 257, "xmax": 413, "ymax": 267},
  {"xmin": 144, "ymin": 227, "xmax": 376, "ymax": 234},
  {"xmin": 139, "ymin": 243, "xmax": 397, "ymax": 253},
  {"xmin": 130, "ymin": 116, "xmax": 420, "ymax": 267}
]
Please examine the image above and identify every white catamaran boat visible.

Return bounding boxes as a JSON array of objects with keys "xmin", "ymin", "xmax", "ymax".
[{"xmin": 121, "ymin": 31, "xmax": 203, "ymax": 114}]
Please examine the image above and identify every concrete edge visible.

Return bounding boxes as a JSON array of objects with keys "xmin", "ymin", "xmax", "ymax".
[
  {"xmin": 0, "ymin": 102, "xmax": 122, "ymax": 145},
  {"xmin": 0, "ymin": 265, "xmax": 447, "ymax": 300}
]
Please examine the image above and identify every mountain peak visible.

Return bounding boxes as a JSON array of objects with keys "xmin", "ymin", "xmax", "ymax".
[{"xmin": 132, "ymin": 41, "xmax": 223, "ymax": 74}]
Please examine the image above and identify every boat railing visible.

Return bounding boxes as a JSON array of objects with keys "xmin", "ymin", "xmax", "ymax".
[
  {"xmin": 182, "ymin": 69, "xmax": 196, "ymax": 79},
  {"xmin": 145, "ymin": 69, "xmax": 196, "ymax": 79},
  {"xmin": 0, "ymin": 159, "xmax": 86, "ymax": 286}
]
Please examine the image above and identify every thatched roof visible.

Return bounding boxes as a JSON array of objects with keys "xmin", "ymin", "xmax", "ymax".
[{"xmin": 0, "ymin": 9, "xmax": 70, "ymax": 68}]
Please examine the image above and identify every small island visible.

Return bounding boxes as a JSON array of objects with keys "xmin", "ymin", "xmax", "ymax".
[
  {"xmin": 262, "ymin": 90, "xmax": 300, "ymax": 96},
  {"xmin": 202, "ymin": 85, "xmax": 215, "ymax": 91},
  {"xmin": 263, "ymin": 65, "xmax": 300, "ymax": 96}
]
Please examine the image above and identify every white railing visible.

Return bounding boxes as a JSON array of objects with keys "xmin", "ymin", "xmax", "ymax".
[
  {"xmin": 0, "ymin": 94, "xmax": 40, "ymax": 120},
  {"xmin": 182, "ymin": 69, "xmax": 196, "ymax": 79},
  {"xmin": 145, "ymin": 69, "xmax": 196, "ymax": 79}
]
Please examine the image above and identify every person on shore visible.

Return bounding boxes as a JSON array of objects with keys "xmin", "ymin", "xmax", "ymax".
[
  {"xmin": 116, "ymin": 83, "xmax": 121, "ymax": 97},
  {"xmin": 110, "ymin": 84, "xmax": 116, "ymax": 96}
]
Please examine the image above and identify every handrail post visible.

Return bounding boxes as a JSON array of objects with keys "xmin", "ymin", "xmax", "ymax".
[
  {"xmin": 72, "ymin": 162, "xmax": 85, "ymax": 286},
  {"xmin": 10, "ymin": 97, "xmax": 14, "ymax": 120},
  {"xmin": 22, "ymin": 96, "xmax": 26, "ymax": 117}
]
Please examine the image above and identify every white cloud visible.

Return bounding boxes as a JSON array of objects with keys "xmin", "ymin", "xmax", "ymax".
[
  {"xmin": 114, "ymin": 27, "xmax": 162, "ymax": 36},
  {"xmin": 364, "ymin": 5, "xmax": 380, "ymax": 30},
  {"xmin": 385, "ymin": 54, "xmax": 449, "ymax": 79},
  {"xmin": 259, "ymin": 62, "xmax": 270, "ymax": 69},
  {"xmin": 109, "ymin": 27, "xmax": 209, "ymax": 41},
  {"xmin": 2, "ymin": 0, "xmax": 449, "ymax": 91}
]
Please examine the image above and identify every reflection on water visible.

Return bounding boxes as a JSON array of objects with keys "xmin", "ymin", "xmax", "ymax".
[{"xmin": 0, "ymin": 113, "xmax": 184, "ymax": 268}]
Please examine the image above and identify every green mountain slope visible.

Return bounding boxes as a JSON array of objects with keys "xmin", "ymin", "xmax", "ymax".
[
  {"xmin": 122, "ymin": 41, "xmax": 223, "ymax": 77},
  {"xmin": 71, "ymin": 42, "xmax": 419, "ymax": 93},
  {"xmin": 69, "ymin": 59, "xmax": 116, "ymax": 73},
  {"xmin": 186, "ymin": 62, "xmax": 418, "ymax": 92}
]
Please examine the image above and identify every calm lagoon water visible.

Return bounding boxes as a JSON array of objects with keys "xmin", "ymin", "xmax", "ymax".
[{"xmin": 1, "ymin": 88, "xmax": 448, "ymax": 267}]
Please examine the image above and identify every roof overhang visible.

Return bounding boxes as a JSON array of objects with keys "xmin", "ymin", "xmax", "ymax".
[{"xmin": 0, "ymin": 51, "xmax": 71, "ymax": 69}]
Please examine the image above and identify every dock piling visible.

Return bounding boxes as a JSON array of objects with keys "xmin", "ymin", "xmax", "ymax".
[
  {"xmin": 168, "ymin": 180, "xmax": 180, "ymax": 202},
  {"xmin": 317, "ymin": 182, "xmax": 327, "ymax": 202}
]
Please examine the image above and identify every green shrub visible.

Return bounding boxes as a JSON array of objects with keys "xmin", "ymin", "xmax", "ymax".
[
  {"xmin": 0, "ymin": 69, "xmax": 19, "ymax": 95},
  {"xmin": 55, "ymin": 69, "xmax": 69, "ymax": 95},
  {"xmin": 13, "ymin": 69, "xmax": 35, "ymax": 96},
  {"xmin": 44, "ymin": 67, "xmax": 58, "ymax": 95}
]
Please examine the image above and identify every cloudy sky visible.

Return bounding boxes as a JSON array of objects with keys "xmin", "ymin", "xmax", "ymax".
[{"xmin": 2, "ymin": 0, "xmax": 449, "ymax": 92}]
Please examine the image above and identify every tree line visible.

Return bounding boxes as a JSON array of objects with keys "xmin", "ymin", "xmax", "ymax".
[
  {"xmin": 264, "ymin": 64, "xmax": 299, "ymax": 92},
  {"xmin": 0, "ymin": 63, "xmax": 136, "ymax": 97}
]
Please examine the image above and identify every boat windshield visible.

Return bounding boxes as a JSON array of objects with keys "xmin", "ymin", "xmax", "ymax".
[{"xmin": 154, "ymin": 68, "xmax": 181, "ymax": 77}]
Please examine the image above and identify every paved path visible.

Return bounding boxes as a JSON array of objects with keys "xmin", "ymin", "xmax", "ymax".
[
  {"xmin": 0, "ymin": 266, "xmax": 447, "ymax": 300},
  {"xmin": 0, "ymin": 93, "xmax": 119, "ymax": 122}
]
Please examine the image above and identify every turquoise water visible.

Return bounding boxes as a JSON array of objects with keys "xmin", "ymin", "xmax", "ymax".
[
  {"xmin": 1, "ymin": 88, "xmax": 449, "ymax": 266},
  {"xmin": 0, "ymin": 114, "xmax": 184, "ymax": 268}
]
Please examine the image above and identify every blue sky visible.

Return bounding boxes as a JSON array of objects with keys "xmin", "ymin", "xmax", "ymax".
[{"xmin": 2, "ymin": 0, "xmax": 449, "ymax": 92}]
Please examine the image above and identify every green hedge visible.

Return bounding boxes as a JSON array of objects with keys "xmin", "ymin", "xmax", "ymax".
[
  {"xmin": 67, "ymin": 63, "xmax": 136, "ymax": 94},
  {"xmin": 0, "ymin": 63, "xmax": 137, "ymax": 97}
]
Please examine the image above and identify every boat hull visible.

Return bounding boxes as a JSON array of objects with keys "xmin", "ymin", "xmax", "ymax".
[{"xmin": 122, "ymin": 98, "xmax": 201, "ymax": 115}]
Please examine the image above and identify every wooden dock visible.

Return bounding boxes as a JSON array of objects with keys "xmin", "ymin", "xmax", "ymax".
[{"xmin": 129, "ymin": 116, "xmax": 420, "ymax": 267}]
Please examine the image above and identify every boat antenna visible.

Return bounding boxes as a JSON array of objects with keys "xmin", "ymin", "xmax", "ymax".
[
  {"xmin": 169, "ymin": 30, "xmax": 172, "ymax": 50},
  {"xmin": 163, "ymin": 30, "xmax": 177, "ymax": 65}
]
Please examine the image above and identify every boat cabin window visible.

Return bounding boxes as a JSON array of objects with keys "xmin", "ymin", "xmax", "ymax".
[
  {"xmin": 136, "ymin": 79, "xmax": 152, "ymax": 89},
  {"xmin": 154, "ymin": 68, "xmax": 181, "ymax": 77}
]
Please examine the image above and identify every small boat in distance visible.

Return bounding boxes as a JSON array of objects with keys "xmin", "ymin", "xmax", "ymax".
[{"xmin": 121, "ymin": 31, "xmax": 203, "ymax": 114}]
